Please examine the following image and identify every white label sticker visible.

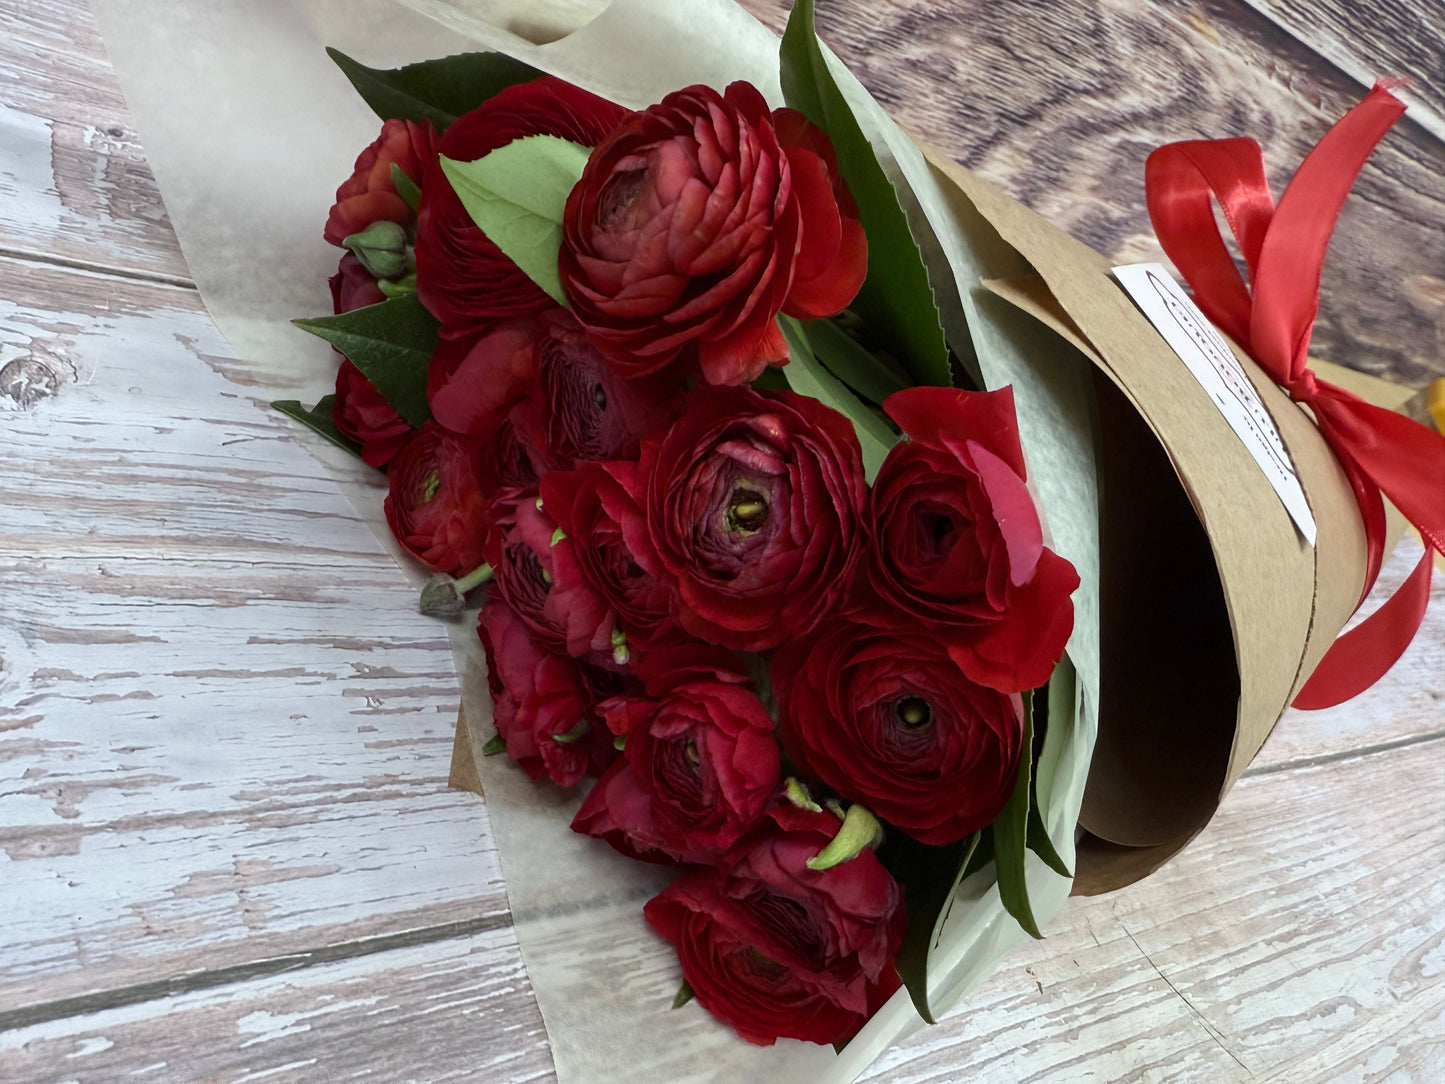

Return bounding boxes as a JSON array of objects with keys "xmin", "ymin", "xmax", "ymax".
[{"xmin": 1112, "ymin": 262, "xmax": 1317, "ymax": 546}]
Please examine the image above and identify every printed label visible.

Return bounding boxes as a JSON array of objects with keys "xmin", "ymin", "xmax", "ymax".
[{"xmin": 1113, "ymin": 262, "xmax": 1317, "ymax": 546}]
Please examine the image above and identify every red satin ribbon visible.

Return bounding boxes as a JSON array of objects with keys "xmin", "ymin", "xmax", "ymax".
[{"xmin": 1145, "ymin": 82, "xmax": 1445, "ymax": 709}]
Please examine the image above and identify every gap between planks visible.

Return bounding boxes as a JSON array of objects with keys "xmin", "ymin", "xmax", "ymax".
[
  {"xmin": 0, "ymin": 912, "xmax": 514, "ymax": 1034},
  {"xmin": 4, "ymin": 729, "xmax": 1439, "ymax": 1039},
  {"xmin": 0, "ymin": 244, "xmax": 196, "ymax": 290}
]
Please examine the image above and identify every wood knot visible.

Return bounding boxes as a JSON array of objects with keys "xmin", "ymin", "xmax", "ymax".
[{"xmin": 0, "ymin": 357, "xmax": 62, "ymax": 408}]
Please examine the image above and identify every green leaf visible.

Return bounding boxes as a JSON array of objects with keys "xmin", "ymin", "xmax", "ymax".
[
  {"xmin": 292, "ymin": 294, "xmax": 438, "ymax": 428},
  {"xmin": 779, "ymin": 0, "xmax": 949, "ymax": 387},
  {"xmin": 801, "ymin": 315, "xmax": 910, "ymax": 405},
  {"xmin": 482, "ymin": 733, "xmax": 506, "ymax": 757},
  {"xmin": 890, "ymin": 832, "xmax": 981, "ymax": 1024},
  {"xmin": 1026, "ymin": 663, "xmax": 1076, "ymax": 878},
  {"xmin": 391, "ymin": 163, "xmax": 422, "ymax": 212},
  {"xmin": 994, "ymin": 689, "xmax": 1043, "ymax": 938},
  {"xmin": 272, "ymin": 395, "xmax": 363, "ymax": 460},
  {"xmin": 327, "ymin": 48, "xmax": 542, "ymax": 131},
  {"xmin": 440, "ymin": 135, "xmax": 590, "ymax": 305},
  {"xmin": 777, "ymin": 316, "xmax": 899, "ymax": 481},
  {"xmin": 671, "ymin": 980, "xmax": 695, "ymax": 1010}
]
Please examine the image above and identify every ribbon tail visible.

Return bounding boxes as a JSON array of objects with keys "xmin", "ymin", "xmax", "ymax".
[{"xmin": 1293, "ymin": 548, "xmax": 1435, "ymax": 709}]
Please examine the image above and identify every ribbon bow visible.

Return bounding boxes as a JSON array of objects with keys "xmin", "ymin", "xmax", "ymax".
[{"xmin": 1145, "ymin": 82, "xmax": 1445, "ymax": 709}]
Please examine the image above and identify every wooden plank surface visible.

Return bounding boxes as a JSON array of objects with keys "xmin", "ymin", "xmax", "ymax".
[
  {"xmin": 740, "ymin": 0, "xmax": 1445, "ymax": 387},
  {"xmin": 1, "ymin": 0, "xmax": 1442, "ymax": 1081},
  {"xmin": 0, "ymin": 254, "xmax": 517, "ymax": 1015}
]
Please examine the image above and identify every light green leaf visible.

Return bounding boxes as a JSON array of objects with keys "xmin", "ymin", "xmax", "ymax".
[
  {"xmin": 440, "ymin": 135, "xmax": 590, "ymax": 305},
  {"xmin": 326, "ymin": 48, "xmax": 542, "ymax": 131},
  {"xmin": 780, "ymin": 0, "xmax": 950, "ymax": 387},
  {"xmin": 271, "ymin": 395, "xmax": 363, "ymax": 460},
  {"xmin": 292, "ymin": 294, "xmax": 438, "ymax": 428},
  {"xmin": 777, "ymin": 316, "xmax": 898, "ymax": 481},
  {"xmin": 994, "ymin": 689, "xmax": 1042, "ymax": 938}
]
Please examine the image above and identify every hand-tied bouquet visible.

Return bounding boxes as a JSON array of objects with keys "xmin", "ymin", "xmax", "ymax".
[
  {"xmin": 143, "ymin": 0, "xmax": 1436, "ymax": 1074},
  {"xmin": 280, "ymin": 0, "xmax": 1086, "ymax": 1049}
]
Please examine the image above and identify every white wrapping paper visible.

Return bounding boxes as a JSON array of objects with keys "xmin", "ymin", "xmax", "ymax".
[{"xmin": 93, "ymin": 2, "xmax": 1102, "ymax": 1079}]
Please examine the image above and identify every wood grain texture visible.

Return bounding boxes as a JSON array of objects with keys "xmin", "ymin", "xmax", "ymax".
[
  {"xmin": 0, "ymin": 928, "xmax": 554, "ymax": 1083},
  {"xmin": 0, "ymin": 253, "xmax": 516, "ymax": 1016},
  {"xmin": 738, "ymin": 0, "xmax": 1445, "ymax": 387},
  {"xmin": 1242, "ymin": 0, "xmax": 1445, "ymax": 140},
  {"xmin": 0, "ymin": 2, "xmax": 190, "ymax": 282}
]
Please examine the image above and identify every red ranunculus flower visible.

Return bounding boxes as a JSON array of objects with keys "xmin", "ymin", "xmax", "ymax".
[
  {"xmin": 540, "ymin": 460, "xmax": 679, "ymax": 660},
  {"xmin": 329, "ymin": 250, "xmax": 387, "ymax": 313},
  {"xmin": 334, "ymin": 360, "xmax": 413, "ymax": 468},
  {"xmin": 559, "ymin": 81, "xmax": 867, "ymax": 386},
  {"xmin": 866, "ymin": 386, "xmax": 1079, "ymax": 693},
  {"xmin": 483, "ymin": 489, "xmax": 569, "ymax": 656},
  {"xmin": 328, "ymin": 252, "xmax": 412, "ymax": 467},
  {"xmin": 774, "ymin": 619, "xmax": 1025, "ymax": 845},
  {"xmin": 641, "ymin": 385, "xmax": 866, "ymax": 651},
  {"xmin": 325, "ymin": 117, "xmax": 439, "ymax": 245},
  {"xmin": 426, "ymin": 317, "xmax": 540, "ymax": 438},
  {"xmin": 644, "ymin": 803, "xmax": 904, "ymax": 1046},
  {"xmin": 415, "ymin": 77, "xmax": 628, "ymax": 338},
  {"xmin": 571, "ymin": 644, "xmax": 780, "ymax": 864},
  {"xmin": 478, "ymin": 600, "xmax": 616, "ymax": 786},
  {"xmin": 383, "ymin": 421, "xmax": 488, "ymax": 576},
  {"xmin": 531, "ymin": 310, "xmax": 681, "ymax": 467}
]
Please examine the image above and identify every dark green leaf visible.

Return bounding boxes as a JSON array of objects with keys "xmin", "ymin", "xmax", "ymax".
[
  {"xmin": 272, "ymin": 396, "xmax": 363, "ymax": 460},
  {"xmin": 779, "ymin": 0, "xmax": 949, "ymax": 387},
  {"xmin": 327, "ymin": 48, "xmax": 542, "ymax": 131},
  {"xmin": 777, "ymin": 316, "xmax": 898, "ymax": 481},
  {"xmin": 994, "ymin": 689, "xmax": 1042, "ymax": 938},
  {"xmin": 293, "ymin": 294, "xmax": 438, "ymax": 428},
  {"xmin": 391, "ymin": 163, "xmax": 423, "ymax": 212},
  {"xmin": 749, "ymin": 365, "xmax": 791, "ymax": 394},
  {"xmin": 482, "ymin": 733, "xmax": 507, "ymax": 757},
  {"xmin": 801, "ymin": 315, "xmax": 910, "ymax": 405},
  {"xmin": 890, "ymin": 832, "xmax": 980, "ymax": 1024},
  {"xmin": 440, "ymin": 135, "xmax": 590, "ymax": 305},
  {"xmin": 671, "ymin": 980, "xmax": 695, "ymax": 1010}
]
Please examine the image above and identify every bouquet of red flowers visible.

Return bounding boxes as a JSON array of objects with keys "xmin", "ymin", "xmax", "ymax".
[{"xmin": 280, "ymin": 0, "xmax": 1087, "ymax": 1050}]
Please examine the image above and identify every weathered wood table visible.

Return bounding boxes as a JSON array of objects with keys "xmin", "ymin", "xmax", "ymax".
[{"xmin": 2, "ymin": 1, "xmax": 1442, "ymax": 1080}]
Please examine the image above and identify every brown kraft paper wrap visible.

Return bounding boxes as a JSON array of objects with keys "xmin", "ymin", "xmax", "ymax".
[{"xmin": 919, "ymin": 152, "xmax": 1372, "ymax": 893}]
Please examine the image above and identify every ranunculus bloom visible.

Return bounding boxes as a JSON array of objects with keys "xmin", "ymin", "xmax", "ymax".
[
  {"xmin": 540, "ymin": 461, "xmax": 679, "ymax": 660},
  {"xmin": 571, "ymin": 645, "xmax": 780, "ymax": 864},
  {"xmin": 383, "ymin": 421, "xmax": 488, "ymax": 576},
  {"xmin": 478, "ymin": 600, "xmax": 616, "ymax": 787},
  {"xmin": 334, "ymin": 360, "xmax": 413, "ymax": 468},
  {"xmin": 559, "ymin": 81, "xmax": 867, "ymax": 386},
  {"xmin": 415, "ymin": 77, "xmax": 628, "ymax": 338},
  {"xmin": 426, "ymin": 318, "xmax": 540, "ymax": 438},
  {"xmin": 427, "ymin": 309, "xmax": 678, "ymax": 469},
  {"xmin": 329, "ymin": 250, "xmax": 387, "ymax": 313},
  {"xmin": 483, "ymin": 489, "xmax": 569, "ymax": 656},
  {"xmin": 644, "ymin": 804, "xmax": 905, "ymax": 1046},
  {"xmin": 329, "ymin": 253, "xmax": 412, "ymax": 467},
  {"xmin": 531, "ymin": 310, "xmax": 681, "ymax": 467},
  {"xmin": 325, "ymin": 117, "xmax": 439, "ymax": 246},
  {"xmin": 865, "ymin": 386, "xmax": 1079, "ymax": 693},
  {"xmin": 641, "ymin": 386, "xmax": 866, "ymax": 651},
  {"xmin": 774, "ymin": 620, "xmax": 1025, "ymax": 845}
]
